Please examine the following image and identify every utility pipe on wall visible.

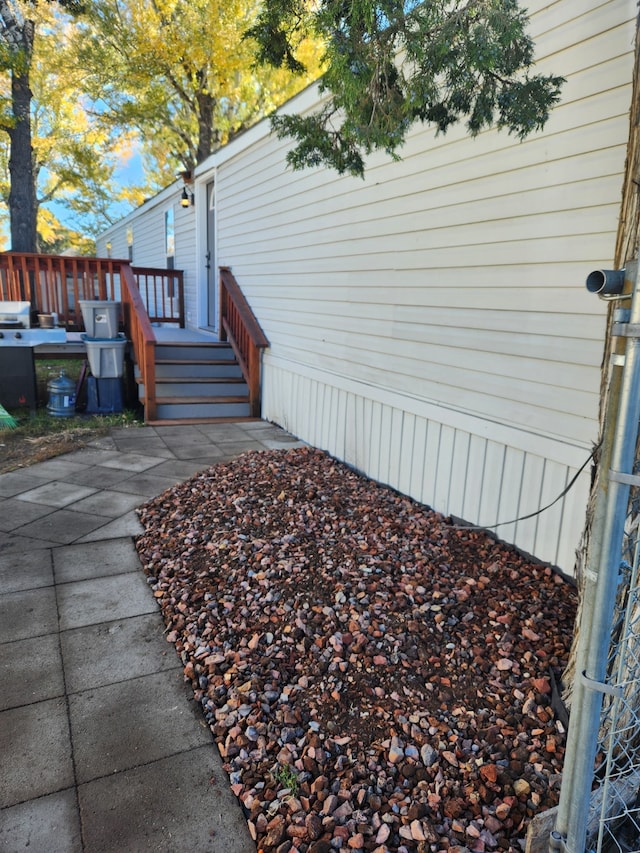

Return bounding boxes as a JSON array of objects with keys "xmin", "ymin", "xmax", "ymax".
[{"xmin": 554, "ymin": 261, "xmax": 640, "ymax": 852}]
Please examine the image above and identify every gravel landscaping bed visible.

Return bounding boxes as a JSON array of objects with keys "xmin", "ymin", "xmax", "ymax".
[{"xmin": 135, "ymin": 446, "xmax": 577, "ymax": 853}]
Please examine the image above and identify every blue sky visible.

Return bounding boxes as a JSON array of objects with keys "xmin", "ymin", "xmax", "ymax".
[{"xmin": 44, "ymin": 146, "xmax": 147, "ymax": 240}]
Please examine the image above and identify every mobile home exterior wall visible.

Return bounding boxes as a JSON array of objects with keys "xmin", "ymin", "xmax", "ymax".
[
  {"xmin": 200, "ymin": 0, "xmax": 635, "ymax": 573},
  {"xmin": 97, "ymin": 183, "xmax": 199, "ymax": 328}
]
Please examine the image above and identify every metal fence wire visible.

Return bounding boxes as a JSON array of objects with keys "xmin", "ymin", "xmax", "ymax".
[
  {"xmin": 553, "ymin": 265, "xmax": 640, "ymax": 853},
  {"xmin": 588, "ymin": 476, "xmax": 640, "ymax": 853}
]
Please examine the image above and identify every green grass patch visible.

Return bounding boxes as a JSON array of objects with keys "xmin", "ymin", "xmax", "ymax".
[
  {"xmin": 2, "ymin": 358, "xmax": 143, "ymax": 436},
  {"xmin": 4, "ymin": 408, "xmax": 141, "ymax": 437}
]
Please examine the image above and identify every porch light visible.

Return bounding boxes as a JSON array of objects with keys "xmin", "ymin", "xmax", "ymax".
[{"xmin": 181, "ymin": 187, "xmax": 194, "ymax": 207}]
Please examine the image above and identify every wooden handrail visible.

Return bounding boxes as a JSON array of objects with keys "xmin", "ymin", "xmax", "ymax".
[
  {"xmin": 121, "ymin": 264, "xmax": 157, "ymax": 422},
  {"xmin": 219, "ymin": 266, "xmax": 269, "ymax": 418}
]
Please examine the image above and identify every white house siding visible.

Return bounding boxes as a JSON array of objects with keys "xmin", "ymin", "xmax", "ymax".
[
  {"xmin": 205, "ymin": 0, "xmax": 635, "ymax": 573},
  {"xmin": 97, "ymin": 184, "xmax": 200, "ymax": 327},
  {"xmin": 175, "ymin": 205, "xmax": 198, "ymax": 327}
]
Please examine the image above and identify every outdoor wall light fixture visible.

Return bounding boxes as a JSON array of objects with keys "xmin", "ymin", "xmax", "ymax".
[{"xmin": 180, "ymin": 187, "xmax": 194, "ymax": 208}]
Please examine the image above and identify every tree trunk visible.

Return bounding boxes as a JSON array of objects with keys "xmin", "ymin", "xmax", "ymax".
[
  {"xmin": 8, "ymin": 65, "xmax": 38, "ymax": 253},
  {"xmin": 196, "ymin": 88, "xmax": 218, "ymax": 165}
]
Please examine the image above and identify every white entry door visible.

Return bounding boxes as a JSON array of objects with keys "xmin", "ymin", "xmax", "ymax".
[{"xmin": 206, "ymin": 180, "xmax": 216, "ymax": 329}]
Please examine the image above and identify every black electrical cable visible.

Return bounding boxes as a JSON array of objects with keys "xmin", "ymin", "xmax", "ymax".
[{"xmin": 453, "ymin": 444, "xmax": 599, "ymax": 531}]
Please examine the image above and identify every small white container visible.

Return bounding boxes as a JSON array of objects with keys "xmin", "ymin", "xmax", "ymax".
[
  {"xmin": 79, "ymin": 300, "xmax": 121, "ymax": 339},
  {"xmin": 82, "ymin": 333, "xmax": 127, "ymax": 378}
]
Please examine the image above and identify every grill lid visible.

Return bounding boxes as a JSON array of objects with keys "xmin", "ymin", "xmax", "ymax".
[{"xmin": 0, "ymin": 301, "xmax": 31, "ymax": 328}]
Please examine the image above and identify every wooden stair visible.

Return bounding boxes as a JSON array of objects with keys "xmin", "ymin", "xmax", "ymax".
[{"xmin": 135, "ymin": 339, "xmax": 254, "ymax": 424}]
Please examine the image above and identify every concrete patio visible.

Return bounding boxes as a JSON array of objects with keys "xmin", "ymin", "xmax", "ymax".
[{"xmin": 0, "ymin": 420, "xmax": 304, "ymax": 852}]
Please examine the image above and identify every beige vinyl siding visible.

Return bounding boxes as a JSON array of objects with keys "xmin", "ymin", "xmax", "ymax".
[
  {"xmin": 125, "ymin": 204, "xmax": 165, "ymax": 267},
  {"xmin": 97, "ymin": 185, "xmax": 200, "ymax": 328},
  {"xmin": 207, "ymin": 0, "xmax": 634, "ymax": 573},
  {"xmin": 262, "ymin": 362, "xmax": 592, "ymax": 570},
  {"xmin": 174, "ymin": 206, "xmax": 197, "ymax": 328}
]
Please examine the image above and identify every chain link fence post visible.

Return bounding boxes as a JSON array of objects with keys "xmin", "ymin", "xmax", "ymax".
[{"xmin": 554, "ymin": 261, "xmax": 640, "ymax": 853}]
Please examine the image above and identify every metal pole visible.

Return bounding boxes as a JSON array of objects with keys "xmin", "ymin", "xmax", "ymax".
[{"xmin": 555, "ymin": 262, "xmax": 640, "ymax": 853}]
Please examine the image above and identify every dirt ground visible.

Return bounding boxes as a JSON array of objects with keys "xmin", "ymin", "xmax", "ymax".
[{"xmin": 0, "ymin": 425, "xmax": 108, "ymax": 474}]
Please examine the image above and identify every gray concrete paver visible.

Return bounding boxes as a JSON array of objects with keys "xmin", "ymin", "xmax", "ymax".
[
  {"xmin": 0, "ymin": 698, "xmax": 74, "ymax": 808},
  {"xmin": 160, "ymin": 431, "xmax": 219, "ymax": 447},
  {"xmin": 65, "ymin": 489, "xmax": 144, "ymax": 518},
  {"xmin": 0, "ymin": 633, "xmax": 65, "ymax": 710},
  {"xmin": 60, "ymin": 448, "xmax": 125, "ymax": 466},
  {"xmin": 0, "ymin": 532, "xmax": 58, "ymax": 554},
  {"xmin": 16, "ymin": 481, "xmax": 98, "ymax": 508},
  {"xmin": 104, "ymin": 437, "xmax": 175, "ymax": 457},
  {"xmin": 16, "ymin": 508, "xmax": 107, "ymax": 545},
  {"xmin": 109, "ymin": 471, "xmax": 183, "ymax": 497},
  {"xmin": 78, "ymin": 748, "xmax": 254, "ymax": 853},
  {"xmin": 108, "ymin": 426, "xmax": 159, "ymax": 440},
  {"xmin": 0, "ymin": 548, "xmax": 53, "ymax": 593},
  {"xmin": 150, "ymin": 425, "xmax": 205, "ymax": 439},
  {"xmin": 0, "ymin": 470, "xmax": 51, "ymax": 497},
  {"xmin": 166, "ymin": 445, "xmax": 226, "ymax": 461},
  {"xmin": 69, "ymin": 669, "xmax": 211, "ymax": 784},
  {"xmin": 145, "ymin": 458, "xmax": 220, "ymax": 479},
  {"xmin": 60, "ymin": 613, "xmax": 179, "ymax": 693},
  {"xmin": 24, "ymin": 458, "xmax": 91, "ymax": 478},
  {"xmin": 98, "ymin": 452, "xmax": 164, "ymax": 472},
  {"xmin": 0, "ymin": 498, "xmax": 54, "ymax": 532},
  {"xmin": 56, "ymin": 571, "xmax": 157, "ymax": 631},
  {"xmin": 63, "ymin": 465, "xmax": 137, "ymax": 488},
  {"xmin": 261, "ymin": 438, "xmax": 307, "ymax": 450},
  {"xmin": 0, "ymin": 789, "xmax": 82, "ymax": 853},
  {"xmin": 53, "ymin": 537, "xmax": 139, "ymax": 584},
  {"xmin": 0, "ymin": 587, "xmax": 58, "ymax": 643},
  {"xmin": 0, "ymin": 419, "xmax": 299, "ymax": 851},
  {"xmin": 74, "ymin": 510, "xmax": 144, "ymax": 542}
]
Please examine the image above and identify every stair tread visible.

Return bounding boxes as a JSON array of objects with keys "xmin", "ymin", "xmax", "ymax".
[
  {"xmin": 147, "ymin": 416, "xmax": 259, "ymax": 426},
  {"xmin": 144, "ymin": 395, "xmax": 250, "ymax": 404},
  {"xmin": 155, "ymin": 341, "xmax": 231, "ymax": 348},
  {"xmin": 154, "ymin": 359, "xmax": 238, "ymax": 365},
  {"xmin": 136, "ymin": 376, "xmax": 245, "ymax": 385}
]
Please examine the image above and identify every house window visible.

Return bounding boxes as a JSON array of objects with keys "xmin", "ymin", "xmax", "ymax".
[{"xmin": 165, "ymin": 208, "xmax": 175, "ymax": 269}]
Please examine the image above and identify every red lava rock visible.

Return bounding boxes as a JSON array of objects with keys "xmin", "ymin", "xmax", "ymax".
[
  {"xmin": 532, "ymin": 677, "xmax": 551, "ymax": 694},
  {"xmin": 308, "ymin": 842, "xmax": 332, "ymax": 853},
  {"xmin": 480, "ymin": 764, "xmax": 499, "ymax": 784},
  {"xmin": 442, "ymin": 750, "xmax": 459, "ymax": 767},
  {"xmin": 135, "ymin": 446, "xmax": 578, "ymax": 853},
  {"xmin": 263, "ymin": 815, "xmax": 286, "ymax": 847},
  {"xmin": 305, "ymin": 814, "xmax": 323, "ymax": 840}
]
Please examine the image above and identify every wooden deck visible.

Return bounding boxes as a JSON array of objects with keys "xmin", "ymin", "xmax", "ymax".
[
  {"xmin": 2, "ymin": 255, "xmax": 267, "ymax": 423},
  {"xmin": 33, "ymin": 325, "xmax": 219, "ymax": 360}
]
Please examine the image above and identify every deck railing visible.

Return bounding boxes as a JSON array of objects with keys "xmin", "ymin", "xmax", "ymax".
[
  {"xmin": 0, "ymin": 252, "xmax": 184, "ymax": 328},
  {"xmin": 219, "ymin": 266, "xmax": 269, "ymax": 418},
  {"xmin": 0, "ymin": 252, "xmax": 163, "ymax": 422},
  {"xmin": 131, "ymin": 266, "xmax": 184, "ymax": 327},
  {"xmin": 120, "ymin": 264, "xmax": 157, "ymax": 422}
]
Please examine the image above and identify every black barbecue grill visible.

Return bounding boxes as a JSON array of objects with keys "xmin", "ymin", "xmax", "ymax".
[{"xmin": 0, "ymin": 302, "xmax": 67, "ymax": 411}]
